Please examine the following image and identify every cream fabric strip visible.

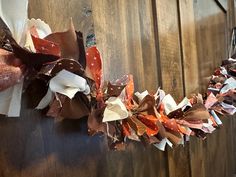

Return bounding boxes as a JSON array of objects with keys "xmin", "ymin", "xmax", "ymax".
[{"xmin": 102, "ymin": 97, "xmax": 128, "ymax": 122}]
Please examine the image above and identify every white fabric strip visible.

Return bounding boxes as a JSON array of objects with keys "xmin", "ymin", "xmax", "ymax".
[
  {"xmin": 0, "ymin": 82, "xmax": 23, "ymax": 117},
  {"xmin": 49, "ymin": 69, "xmax": 90, "ymax": 99},
  {"xmin": 0, "ymin": 0, "xmax": 28, "ymax": 45}
]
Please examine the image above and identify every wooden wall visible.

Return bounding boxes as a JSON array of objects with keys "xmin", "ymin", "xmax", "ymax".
[{"xmin": 0, "ymin": 0, "xmax": 235, "ymax": 177}]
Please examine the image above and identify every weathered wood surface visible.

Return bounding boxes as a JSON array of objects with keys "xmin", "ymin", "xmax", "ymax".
[
  {"xmin": 92, "ymin": 0, "xmax": 159, "ymax": 92},
  {"xmin": 234, "ymin": 116, "xmax": 236, "ymax": 175},
  {"xmin": 191, "ymin": 1, "xmax": 233, "ymax": 177},
  {"xmin": 155, "ymin": 0, "xmax": 184, "ymax": 100},
  {"xmin": 92, "ymin": 1, "xmax": 166, "ymax": 176},
  {"xmin": 28, "ymin": 0, "xmax": 93, "ymax": 38},
  {"xmin": 177, "ymin": 2, "xmax": 202, "ymax": 175},
  {"xmin": 0, "ymin": 0, "xmax": 235, "ymax": 177},
  {"xmin": 194, "ymin": 0, "xmax": 227, "ymax": 93},
  {"xmin": 178, "ymin": 0, "xmax": 199, "ymax": 96},
  {"xmin": 154, "ymin": 1, "xmax": 190, "ymax": 177}
]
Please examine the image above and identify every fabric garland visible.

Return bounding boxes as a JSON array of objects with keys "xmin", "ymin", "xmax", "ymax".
[{"xmin": 0, "ymin": 0, "xmax": 236, "ymax": 151}]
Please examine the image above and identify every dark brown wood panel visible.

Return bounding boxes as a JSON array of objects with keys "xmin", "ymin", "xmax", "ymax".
[{"xmin": 0, "ymin": 96, "xmax": 118, "ymax": 177}]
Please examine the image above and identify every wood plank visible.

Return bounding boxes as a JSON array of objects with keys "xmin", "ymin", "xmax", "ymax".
[
  {"xmin": 178, "ymin": 1, "xmax": 203, "ymax": 177},
  {"xmin": 193, "ymin": 0, "xmax": 227, "ymax": 93},
  {"xmin": 155, "ymin": 1, "xmax": 191, "ymax": 177},
  {"xmin": 92, "ymin": 1, "xmax": 166, "ymax": 176},
  {"xmin": 234, "ymin": 0, "xmax": 236, "ymax": 26},
  {"xmin": 203, "ymin": 118, "xmax": 234, "ymax": 177},
  {"xmin": 226, "ymin": 1, "xmax": 236, "ymax": 175},
  {"xmin": 234, "ymin": 117, "xmax": 236, "ymax": 174},
  {"xmin": 193, "ymin": 1, "xmax": 231, "ymax": 177},
  {"xmin": 178, "ymin": 0, "xmax": 199, "ymax": 95},
  {"xmin": 155, "ymin": 0, "xmax": 184, "ymax": 99},
  {"xmin": 28, "ymin": 0, "xmax": 93, "ymax": 38},
  {"xmin": 227, "ymin": 0, "xmax": 235, "ymax": 55},
  {"xmin": 0, "ymin": 89, "xmax": 116, "ymax": 177},
  {"xmin": 92, "ymin": 0, "xmax": 159, "ymax": 92}
]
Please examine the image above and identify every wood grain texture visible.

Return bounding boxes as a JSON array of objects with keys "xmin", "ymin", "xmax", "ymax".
[
  {"xmin": 155, "ymin": 0, "xmax": 184, "ymax": 100},
  {"xmin": 191, "ymin": 1, "xmax": 233, "ymax": 177},
  {"xmin": 202, "ymin": 118, "xmax": 234, "ymax": 177},
  {"xmin": 155, "ymin": 1, "xmax": 191, "ymax": 177},
  {"xmin": 28, "ymin": 0, "xmax": 93, "ymax": 39},
  {"xmin": 227, "ymin": 0, "xmax": 235, "ymax": 47},
  {"xmin": 179, "ymin": 1, "xmax": 203, "ymax": 177},
  {"xmin": 92, "ymin": 1, "xmax": 167, "ymax": 176},
  {"xmin": 235, "ymin": 0, "xmax": 236, "ymax": 26},
  {"xmin": 0, "ymin": 96, "xmax": 168, "ymax": 177},
  {"xmin": 193, "ymin": 0, "xmax": 227, "ymax": 93},
  {"xmin": 178, "ymin": 0, "xmax": 199, "ymax": 95},
  {"xmin": 92, "ymin": 0, "xmax": 159, "ymax": 92},
  {"xmin": 233, "ymin": 117, "xmax": 236, "ymax": 175},
  {"xmin": 0, "ymin": 95, "xmax": 114, "ymax": 177}
]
